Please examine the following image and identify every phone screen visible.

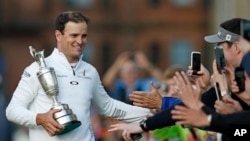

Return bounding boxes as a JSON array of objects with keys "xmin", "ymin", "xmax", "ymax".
[
  {"xmin": 241, "ymin": 19, "xmax": 250, "ymax": 42},
  {"xmin": 214, "ymin": 82, "xmax": 222, "ymax": 100},
  {"xmin": 191, "ymin": 52, "xmax": 201, "ymax": 75},
  {"xmin": 235, "ymin": 67, "xmax": 245, "ymax": 93},
  {"xmin": 214, "ymin": 46, "xmax": 226, "ymax": 74}
]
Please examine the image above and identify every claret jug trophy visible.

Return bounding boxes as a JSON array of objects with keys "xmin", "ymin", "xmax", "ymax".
[{"xmin": 29, "ymin": 46, "xmax": 81, "ymax": 135}]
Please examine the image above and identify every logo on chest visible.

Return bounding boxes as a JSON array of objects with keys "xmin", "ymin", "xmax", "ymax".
[
  {"xmin": 70, "ymin": 81, "xmax": 79, "ymax": 85},
  {"xmin": 77, "ymin": 70, "xmax": 92, "ymax": 79}
]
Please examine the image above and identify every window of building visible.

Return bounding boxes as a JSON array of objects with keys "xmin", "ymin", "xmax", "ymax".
[
  {"xmin": 169, "ymin": 0, "xmax": 194, "ymax": 8},
  {"xmin": 149, "ymin": 41, "xmax": 160, "ymax": 66},
  {"xmin": 169, "ymin": 39, "xmax": 193, "ymax": 68},
  {"xmin": 82, "ymin": 42, "xmax": 94, "ymax": 63},
  {"xmin": 101, "ymin": 42, "xmax": 112, "ymax": 73},
  {"xmin": 148, "ymin": 0, "xmax": 161, "ymax": 8},
  {"xmin": 64, "ymin": 0, "xmax": 94, "ymax": 8},
  {"xmin": 101, "ymin": 0, "xmax": 114, "ymax": 10}
]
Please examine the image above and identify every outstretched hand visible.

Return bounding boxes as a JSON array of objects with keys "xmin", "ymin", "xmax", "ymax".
[
  {"xmin": 173, "ymin": 71, "xmax": 203, "ymax": 110},
  {"xmin": 129, "ymin": 82, "xmax": 162, "ymax": 110},
  {"xmin": 36, "ymin": 109, "xmax": 64, "ymax": 136},
  {"xmin": 108, "ymin": 123, "xmax": 143, "ymax": 141},
  {"xmin": 171, "ymin": 105, "xmax": 210, "ymax": 127}
]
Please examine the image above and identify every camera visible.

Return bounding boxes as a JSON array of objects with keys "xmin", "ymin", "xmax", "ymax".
[{"xmin": 214, "ymin": 46, "xmax": 226, "ymax": 74}]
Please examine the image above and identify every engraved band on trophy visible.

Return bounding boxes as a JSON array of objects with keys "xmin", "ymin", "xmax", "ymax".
[{"xmin": 29, "ymin": 46, "xmax": 81, "ymax": 135}]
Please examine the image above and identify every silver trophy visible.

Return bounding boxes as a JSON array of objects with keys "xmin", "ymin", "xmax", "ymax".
[{"xmin": 29, "ymin": 46, "xmax": 81, "ymax": 135}]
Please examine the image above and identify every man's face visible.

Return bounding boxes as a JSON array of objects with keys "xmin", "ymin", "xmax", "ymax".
[
  {"xmin": 56, "ymin": 21, "xmax": 88, "ymax": 63},
  {"xmin": 218, "ymin": 42, "xmax": 238, "ymax": 68},
  {"xmin": 120, "ymin": 61, "xmax": 139, "ymax": 86}
]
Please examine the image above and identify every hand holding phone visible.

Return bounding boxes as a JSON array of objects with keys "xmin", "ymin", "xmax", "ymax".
[
  {"xmin": 214, "ymin": 46, "xmax": 226, "ymax": 74},
  {"xmin": 214, "ymin": 82, "xmax": 222, "ymax": 100},
  {"xmin": 191, "ymin": 51, "xmax": 201, "ymax": 75},
  {"xmin": 234, "ymin": 67, "xmax": 245, "ymax": 93}
]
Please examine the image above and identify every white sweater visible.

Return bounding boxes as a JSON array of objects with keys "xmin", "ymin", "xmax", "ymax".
[{"xmin": 6, "ymin": 48, "xmax": 151, "ymax": 141}]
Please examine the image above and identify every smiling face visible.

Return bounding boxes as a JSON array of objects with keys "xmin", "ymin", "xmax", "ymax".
[{"xmin": 55, "ymin": 21, "xmax": 88, "ymax": 63}]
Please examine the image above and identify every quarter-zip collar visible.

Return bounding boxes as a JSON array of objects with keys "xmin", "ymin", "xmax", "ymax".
[{"xmin": 49, "ymin": 48, "xmax": 84, "ymax": 71}]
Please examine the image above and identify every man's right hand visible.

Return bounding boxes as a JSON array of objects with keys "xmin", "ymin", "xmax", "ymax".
[{"xmin": 36, "ymin": 109, "xmax": 64, "ymax": 136}]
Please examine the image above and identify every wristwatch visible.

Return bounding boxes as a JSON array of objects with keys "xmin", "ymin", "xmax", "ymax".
[
  {"xmin": 221, "ymin": 90, "xmax": 231, "ymax": 96},
  {"xmin": 139, "ymin": 119, "xmax": 149, "ymax": 132}
]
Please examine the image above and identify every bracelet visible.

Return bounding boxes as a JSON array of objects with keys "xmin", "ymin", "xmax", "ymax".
[{"xmin": 220, "ymin": 90, "xmax": 231, "ymax": 96}]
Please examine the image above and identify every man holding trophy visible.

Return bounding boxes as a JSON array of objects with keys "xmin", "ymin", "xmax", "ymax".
[{"xmin": 6, "ymin": 11, "xmax": 151, "ymax": 141}]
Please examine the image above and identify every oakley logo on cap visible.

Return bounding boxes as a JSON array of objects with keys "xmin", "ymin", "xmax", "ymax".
[
  {"xmin": 225, "ymin": 34, "xmax": 232, "ymax": 41},
  {"xmin": 217, "ymin": 27, "xmax": 240, "ymax": 43}
]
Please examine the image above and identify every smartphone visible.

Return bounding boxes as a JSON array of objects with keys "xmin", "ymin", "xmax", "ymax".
[
  {"xmin": 214, "ymin": 46, "xmax": 226, "ymax": 74},
  {"xmin": 235, "ymin": 67, "xmax": 245, "ymax": 93},
  {"xmin": 191, "ymin": 51, "xmax": 201, "ymax": 75},
  {"xmin": 241, "ymin": 19, "xmax": 250, "ymax": 42},
  {"xmin": 214, "ymin": 82, "xmax": 222, "ymax": 100}
]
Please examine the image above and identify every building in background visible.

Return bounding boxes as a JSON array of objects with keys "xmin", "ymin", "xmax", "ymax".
[{"xmin": 0, "ymin": 0, "xmax": 212, "ymax": 96}]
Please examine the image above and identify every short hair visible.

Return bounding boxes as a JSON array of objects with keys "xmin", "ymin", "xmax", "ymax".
[
  {"xmin": 220, "ymin": 18, "xmax": 242, "ymax": 35},
  {"xmin": 55, "ymin": 11, "xmax": 89, "ymax": 33}
]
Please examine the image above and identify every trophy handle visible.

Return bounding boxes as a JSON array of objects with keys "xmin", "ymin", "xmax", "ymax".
[
  {"xmin": 29, "ymin": 46, "xmax": 36, "ymax": 59},
  {"xmin": 29, "ymin": 46, "xmax": 46, "ymax": 69}
]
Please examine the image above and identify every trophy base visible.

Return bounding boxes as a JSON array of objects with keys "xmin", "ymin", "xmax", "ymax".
[
  {"xmin": 51, "ymin": 104, "xmax": 82, "ymax": 135},
  {"xmin": 57, "ymin": 120, "xmax": 82, "ymax": 135}
]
